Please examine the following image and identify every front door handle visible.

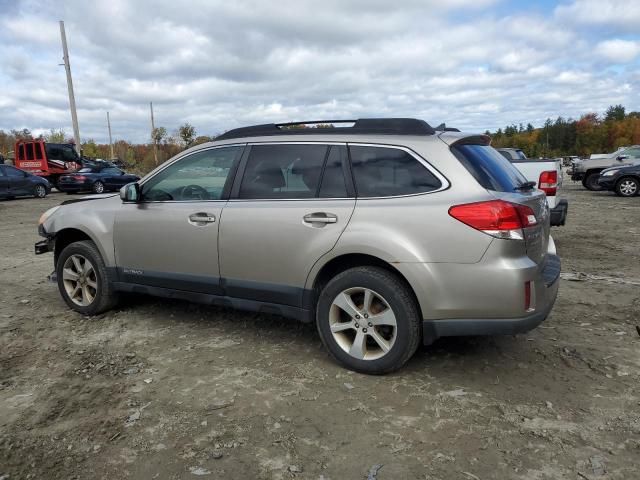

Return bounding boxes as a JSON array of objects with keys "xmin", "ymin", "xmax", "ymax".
[
  {"xmin": 303, "ymin": 212, "xmax": 338, "ymax": 224},
  {"xmin": 188, "ymin": 212, "xmax": 216, "ymax": 224}
]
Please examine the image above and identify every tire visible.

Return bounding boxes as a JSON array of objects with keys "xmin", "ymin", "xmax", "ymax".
[
  {"xmin": 316, "ymin": 266, "xmax": 421, "ymax": 374},
  {"xmin": 583, "ymin": 172, "xmax": 604, "ymax": 191},
  {"xmin": 92, "ymin": 181, "xmax": 105, "ymax": 194},
  {"xmin": 615, "ymin": 177, "xmax": 639, "ymax": 197},
  {"xmin": 56, "ymin": 240, "xmax": 119, "ymax": 316},
  {"xmin": 33, "ymin": 184, "xmax": 47, "ymax": 198}
]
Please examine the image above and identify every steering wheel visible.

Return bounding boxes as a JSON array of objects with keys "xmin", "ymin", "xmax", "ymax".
[{"xmin": 179, "ymin": 184, "xmax": 209, "ymax": 200}]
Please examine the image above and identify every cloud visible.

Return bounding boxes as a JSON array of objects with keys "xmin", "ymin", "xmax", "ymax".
[
  {"xmin": 555, "ymin": 0, "xmax": 640, "ymax": 31},
  {"xmin": 595, "ymin": 39, "xmax": 640, "ymax": 63},
  {"xmin": 0, "ymin": 0, "xmax": 638, "ymax": 143}
]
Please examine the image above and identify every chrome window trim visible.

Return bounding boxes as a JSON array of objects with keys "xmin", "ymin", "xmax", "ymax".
[{"xmin": 226, "ymin": 140, "xmax": 450, "ymax": 202}]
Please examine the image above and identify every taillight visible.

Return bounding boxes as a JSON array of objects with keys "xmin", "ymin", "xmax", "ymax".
[
  {"xmin": 538, "ymin": 170, "xmax": 557, "ymax": 196},
  {"xmin": 448, "ymin": 200, "xmax": 537, "ymax": 240},
  {"xmin": 74, "ymin": 175, "xmax": 87, "ymax": 181}
]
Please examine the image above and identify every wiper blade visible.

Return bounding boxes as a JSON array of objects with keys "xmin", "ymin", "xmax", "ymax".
[{"xmin": 514, "ymin": 181, "xmax": 537, "ymax": 191}]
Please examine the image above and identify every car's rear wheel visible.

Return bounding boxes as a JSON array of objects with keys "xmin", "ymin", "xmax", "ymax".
[
  {"xmin": 92, "ymin": 181, "xmax": 105, "ymax": 194},
  {"xmin": 56, "ymin": 240, "xmax": 119, "ymax": 315},
  {"xmin": 616, "ymin": 177, "xmax": 639, "ymax": 197},
  {"xmin": 316, "ymin": 266, "xmax": 421, "ymax": 374},
  {"xmin": 33, "ymin": 184, "xmax": 47, "ymax": 198},
  {"xmin": 583, "ymin": 172, "xmax": 604, "ymax": 191}
]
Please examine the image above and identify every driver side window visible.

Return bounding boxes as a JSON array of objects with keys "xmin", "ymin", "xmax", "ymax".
[{"xmin": 142, "ymin": 146, "xmax": 243, "ymax": 202}]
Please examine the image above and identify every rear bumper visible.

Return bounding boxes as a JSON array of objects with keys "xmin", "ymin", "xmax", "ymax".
[
  {"xmin": 550, "ymin": 199, "xmax": 568, "ymax": 226},
  {"xmin": 422, "ymin": 254, "xmax": 560, "ymax": 344},
  {"xmin": 57, "ymin": 181, "xmax": 92, "ymax": 192}
]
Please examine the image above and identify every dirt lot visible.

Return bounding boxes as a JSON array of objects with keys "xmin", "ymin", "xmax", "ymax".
[{"xmin": 1, "ymin": 184, "xmax": 639, "ymax": 480}]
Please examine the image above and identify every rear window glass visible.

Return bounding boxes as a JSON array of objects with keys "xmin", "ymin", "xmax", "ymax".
[
  {"xmin": 349, "ymin": 146, "xmax": 442, "ymax": 197},
  {"xmin": 452, "ymin": 144, "xmax": 528, "ymax": 192}
]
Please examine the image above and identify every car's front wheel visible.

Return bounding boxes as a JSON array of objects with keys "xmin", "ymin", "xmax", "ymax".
[
  {"xmin": 56, "ymin": 240, "xmax": 119, "ymax": 315},
  {"xmin": 615, "ymin": 177, "xmax": 639, "ymax": 197},
  {"xmin": 92, "ymin": 181, "xmax": 105, "ymax": 194},
  {"xmin": 316, "ymin": 266, "xmax": 421, "ymax": 374},
  {"xmin": 33, "ymin": 184, "xmax": 47, "ymax": 198}
]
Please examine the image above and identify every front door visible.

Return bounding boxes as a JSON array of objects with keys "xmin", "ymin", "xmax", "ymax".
[
  {"xmin": 113, "ymin": 145, "xmax": 244, "ymax": 294},
  {"xmin": 219, "ymin": 143, "xmax": 356, "ymax": 307},
  {"xmin": 101, "ymin": 167, "xmax": 138, "ymax": 191},
  {"xmin": 5, "ymin": 166, "xmax": 32, "ymax": 196},
  {"xmin": 0, "ymin": 166, "xmax": 9, "ymax": 197}
]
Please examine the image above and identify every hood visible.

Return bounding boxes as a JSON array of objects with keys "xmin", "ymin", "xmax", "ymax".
[{"xmin": 61, "ymin": 193, "xmax": 118, "ymax": 206}]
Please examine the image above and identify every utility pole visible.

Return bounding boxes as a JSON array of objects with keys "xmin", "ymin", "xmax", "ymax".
[
  {"xmin": 107, "ymin": 111, "xmax": 114, "ymax": 159},
  {"xmin": 150, "ymin": 102, "xmax": 158, "ymax": 166},
  {"xmin": 59, "ymin": 21, "xmax": 81, "ymax": 155}
]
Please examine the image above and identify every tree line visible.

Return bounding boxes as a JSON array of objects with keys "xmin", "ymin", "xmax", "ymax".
[
  {"xmin": 489, "ymin": 105, "xmax": 640, "ymax": 158},
  {"xmin": 2, "ymin": 105, "xmax": 639, "ymax": 173}
]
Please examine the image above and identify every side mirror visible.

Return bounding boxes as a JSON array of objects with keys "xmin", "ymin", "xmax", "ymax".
[
  {"xmin": 120, "ymin": 182, "xmax": 141, "ymax": 202},
  {"xmin": 617, "ymin": 155, "xmax": 629, "ymax": 161}
]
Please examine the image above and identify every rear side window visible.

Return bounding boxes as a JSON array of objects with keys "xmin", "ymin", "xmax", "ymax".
[
  {"xmin": 239, "ymin": 144, "xmax": 328, "ymax": 199},
  {"xmin": 452, "ymin": 144, "xmax": 528, "ymax": 192},
  {"xmin": 349, "ymin": 145, "xmax": 442, "ymax": 197}
]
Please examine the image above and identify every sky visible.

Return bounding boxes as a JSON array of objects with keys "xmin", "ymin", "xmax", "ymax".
[{"xmin": 0, "ymin": 0, "xmax": 638, "ymax": 143}]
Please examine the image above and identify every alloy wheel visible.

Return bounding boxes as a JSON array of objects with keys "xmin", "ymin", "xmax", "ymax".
[
  {"xmin": 35, "ymin": 185, "xmax": 46, "ymax": 198},
  {"xmin": 94, "ymin": 182, "xmax": 104, "ymax": 194},
  {"xmin": 619, "ymin": 179, "xmax": 637, "ymax": 196},
  {"xmin": 329, "ymin": 287, "xmax": 397, "ymax": 360},
  {"xmin": 62, "ymin": 254, "xmax": 98, "ymax": 306}
]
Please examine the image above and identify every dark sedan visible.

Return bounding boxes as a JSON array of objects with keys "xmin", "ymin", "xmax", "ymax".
[
  {"xmin": 58, "ymin": 166, "xmax": 140, "ymax": 194},
  {"xmin": 0, "ymin": 164, "xmax": 51, "ymax": 199},
  {"xmin": 598, "ymin": 163, "xmax": 640, "ymax": 197}
]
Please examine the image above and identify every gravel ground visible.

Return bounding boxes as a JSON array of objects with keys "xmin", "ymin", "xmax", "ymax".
[{"xmin": 1, "ymin": 184, "xmax": 639, "ymax": 480}]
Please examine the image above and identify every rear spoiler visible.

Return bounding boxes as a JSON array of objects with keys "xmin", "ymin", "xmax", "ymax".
[{"xmin": 448, "ymin": 135, "xmax": 492, "ymax": 147}]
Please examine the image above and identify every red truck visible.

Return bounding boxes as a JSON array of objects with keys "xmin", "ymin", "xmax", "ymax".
[{"xmin": 14, "ymin": 139, "xmax": 80, "ymax": 187}]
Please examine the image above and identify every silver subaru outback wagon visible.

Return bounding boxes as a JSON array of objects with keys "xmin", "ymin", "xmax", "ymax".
[{"xmin": 36, "ymin": 118, "xmax": 560, "ymax": 374}]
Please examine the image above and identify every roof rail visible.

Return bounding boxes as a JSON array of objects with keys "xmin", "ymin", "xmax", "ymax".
[{"xmin": 216, "ymin": 118, "xmax": 436, "ymax": 141}]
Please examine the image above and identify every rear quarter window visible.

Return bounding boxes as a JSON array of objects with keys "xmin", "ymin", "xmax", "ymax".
[
  {"xmin": 349, "ymin": 145, "xmax": 442, "ymax": 197},
  {"xmin": 452, "ymin": 144, "xmax": 528, "ymax": 192}
]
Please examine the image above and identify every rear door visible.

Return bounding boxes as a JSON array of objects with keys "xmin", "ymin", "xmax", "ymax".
[
  {"xmin": 218, "ymin": 143, "xmax": 355, "ymax": 307},
  {"xmin": 451, "ymin": 143, "xmax": 549, "ymax": 263}
]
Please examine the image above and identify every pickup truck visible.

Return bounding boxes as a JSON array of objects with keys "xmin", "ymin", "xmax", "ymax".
[
  {"xmin": 568, "ymin": 145, "xmax": 640, "ymax": 190},
  {"xmin": 496, "ymin": 148, "xmax": 568, "ymax": 226}
]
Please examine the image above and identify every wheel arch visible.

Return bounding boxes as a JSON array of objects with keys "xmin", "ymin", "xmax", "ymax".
[
  {"xmin": 306, "ymin": 253, "xmax": 424, "ymax": 320},
  {"xmin": 53, "ymin": 227, "xmax": 107, "ymax": 267}
]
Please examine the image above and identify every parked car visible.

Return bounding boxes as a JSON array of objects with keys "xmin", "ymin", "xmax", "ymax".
[
  {"xmin": 598, "ymin": 163, "xmax": 640, "ymax": 197},
  {"xmin": 0, "ymin": 164, "xmax": 51, "ymax": 199},
  {"xmin": 496, "ymin": 148, "xmax": 568, "ymax": 226},
  {"xmin": 35, "ymin": 118, "xmax": 560, "ymax": 374},
  {"xmin": 57, "ymin": 165, "xmax": 140, "ymax": 194},
  {"xmin": 568, "ymin": 145, "xmax": 640, "ymax": 190}
]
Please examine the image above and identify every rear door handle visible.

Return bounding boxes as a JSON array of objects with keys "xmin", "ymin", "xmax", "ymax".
[
  {"xmin": 188, "ymin": 212, "xmax": 216, "ymax": 224},
  {"xmin": 303, "ymin": 212, "xmax": 338, "ymax": 224}
]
